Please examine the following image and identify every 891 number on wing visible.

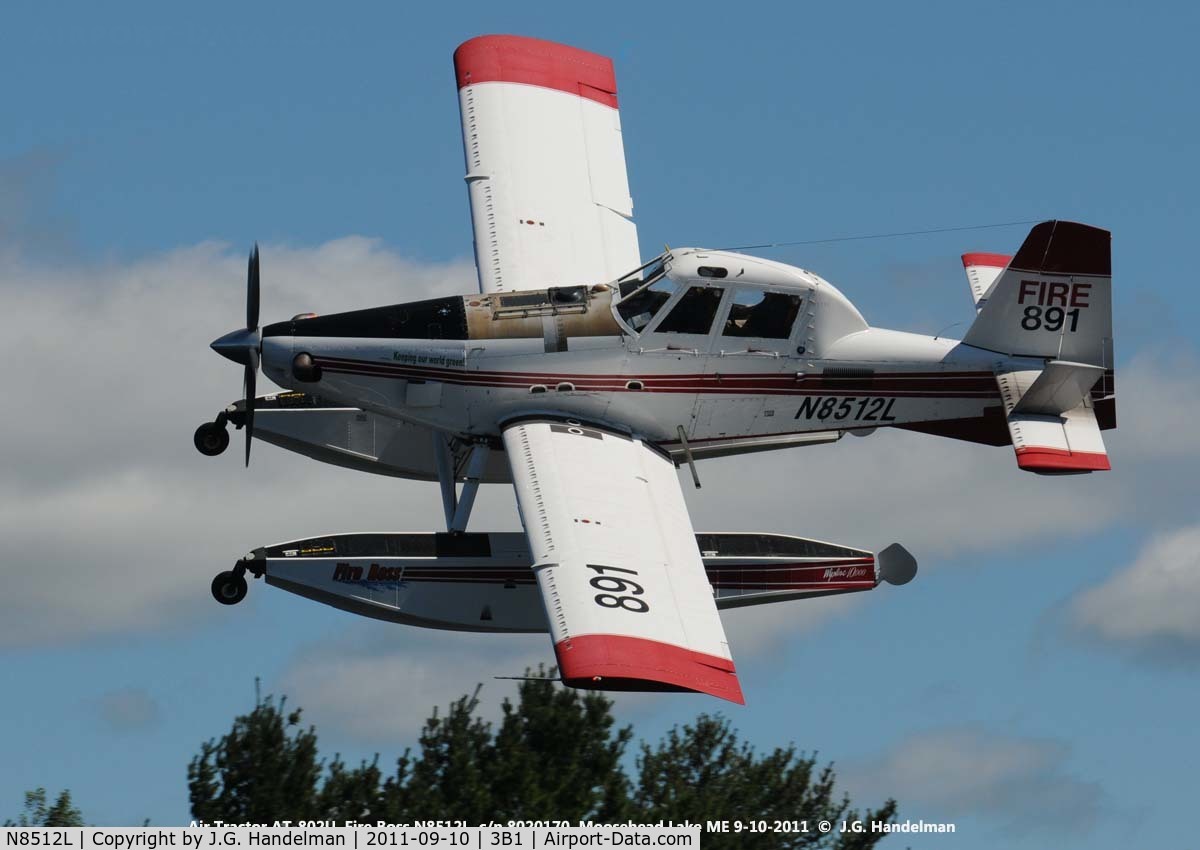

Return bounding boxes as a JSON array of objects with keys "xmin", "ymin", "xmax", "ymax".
[{"xmin": 587, "ymin": 564, "xmax": 649, "ymax": 613}]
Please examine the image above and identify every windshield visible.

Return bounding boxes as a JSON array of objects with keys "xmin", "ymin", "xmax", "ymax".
[{"xmin": 616, "ymin": 278, "xmax": 677, "ymax": 331}]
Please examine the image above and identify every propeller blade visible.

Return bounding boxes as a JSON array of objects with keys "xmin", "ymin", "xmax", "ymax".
[
  {"xmin": 247, "ymin": 244, "xmax": 260, "ymax": 331},
  {"xmin": 243, "ymin": 348, "xmax": 258, "ymax": 467}
]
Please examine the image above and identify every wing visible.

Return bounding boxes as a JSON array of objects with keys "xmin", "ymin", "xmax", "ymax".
[
  {"xmin": 501, "ymin": 419, "xmax": 743, "ymax": 703},
  {"xmin": 453, "ymin": 35, "xmax": 641, "ymax": 294}
]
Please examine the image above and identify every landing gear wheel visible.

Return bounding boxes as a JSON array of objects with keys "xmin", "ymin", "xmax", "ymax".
[
  {"xmin": 194, "ymin": 422, "xmax": 230, "ymax": 456},
  {"xmin": 211, "ymin": 570, "xmax": 248, "ymax": 605}
]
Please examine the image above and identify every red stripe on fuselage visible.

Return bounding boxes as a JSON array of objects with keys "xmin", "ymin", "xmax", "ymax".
[{"xmin": 311, "ymin": 357, "xmax": 1001, "ymax": 398}]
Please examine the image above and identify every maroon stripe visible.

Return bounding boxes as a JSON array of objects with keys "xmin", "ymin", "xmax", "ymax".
[
  {"xmin": 708, "ymin": 571, "xmax": 873, "ymax": 584},
  {"xmin": 350, "ymin": 576, "xmax": 873, "ymax": 590},
  {"xmin": 316, "ymin": 361, "xmax": 999, "ymax": 398},
  {"xmin": 322, "ymin": 356, "xmax": 998, "ymax": 379},
  {"xmin": 712, "ymin": 582, "xmax": 873, "ymax": 590},
  {"xmin": 316, "ymin": 355, "xmax": 997, "ymax": 385}
]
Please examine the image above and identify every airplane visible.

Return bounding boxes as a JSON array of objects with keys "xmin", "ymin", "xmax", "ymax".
[{"xmin": 194, "ymin": 34, "xmax": 1115, "ymax": 704}]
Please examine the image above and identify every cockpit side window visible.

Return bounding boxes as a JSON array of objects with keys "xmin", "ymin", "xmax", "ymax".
[
  {"xmin": 722, "ymin": 289, "xmax": 803, "ymax": 339},
  {"xmin": 654, "ymin": 285, "xmax": 725, "ymax": 335},
  {"xmin": 616, "ymin": 279, "xmax": 677, "ymax": 331}
]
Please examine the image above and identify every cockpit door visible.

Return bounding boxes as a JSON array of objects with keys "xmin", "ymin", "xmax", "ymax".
[
  {"xmin": 714, "ymin": 287, "xmax": 807, "ymax": 357},
  {"xmin": 688, "ymin": 287, "xmax": 808, "ymax": 440}
]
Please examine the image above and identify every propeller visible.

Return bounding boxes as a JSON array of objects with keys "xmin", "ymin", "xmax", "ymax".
[{"xmin": 210, "ymin": 245, "xmax": 262, "ymax": 466}]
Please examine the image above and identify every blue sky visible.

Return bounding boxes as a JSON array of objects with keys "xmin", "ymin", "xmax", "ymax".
[{"xmin": 3, "ymin": 1, "xmax": 1199, "ymax": 845}]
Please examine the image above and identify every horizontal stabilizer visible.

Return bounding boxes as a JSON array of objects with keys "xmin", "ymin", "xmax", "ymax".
[
  {"xmin": 996, "ymin": 369, "xmax": 1110, "ymax": 474},
  {"xmin": 961, "ymin": 252, "xmax": 1011, "ymax": 312},
  {"xmin": 1011, "ymin": 360, "xmax": 1106, "ymax": 416}
]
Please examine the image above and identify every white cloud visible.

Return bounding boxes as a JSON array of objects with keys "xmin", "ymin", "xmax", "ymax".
[
  {"xmin": 277, "ymin": 625, "xmax": 548, "ymax": 743},
  {"xmin": 719, "ymin": 592, "xmax": 862, "ymax": 655},
  {"xmin": 95, "ymin": 687, "xmax": 161, "ymax": 732},
  {"xmin": 0, "ymin": 239, "xmax": 481, "ymax": 648},
  {"xmin": 1068, "ymin": 524, "xmax": 1200, "ymax": 653},
  {"xmin": 844, "ymin": 727, "xmax": 1102, "ymax": 833}
]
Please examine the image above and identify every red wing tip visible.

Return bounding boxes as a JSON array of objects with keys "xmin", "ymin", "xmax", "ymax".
[
  {"xmin": 961, "ymin": 252, "xmax": 1012, "ymax": 268},
  {"xmin": 556, "ymin": 634, "xmax": 744, "ymax": 704},
  {"xmin": 453, "ymin": 34, "xmax": 618, "ymax": 107},
  {"xmin": 1015, "ymin": 447, "xmax": 1111, "ymax": 472}
]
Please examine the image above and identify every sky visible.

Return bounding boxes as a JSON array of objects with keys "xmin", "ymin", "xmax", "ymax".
[{"xmin": 2, "ymin": 0, "xmax": 1199, "ymax": 845}]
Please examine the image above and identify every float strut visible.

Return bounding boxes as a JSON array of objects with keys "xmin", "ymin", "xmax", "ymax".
[
  {"xmin": 450, "ymin": 444, "xmax": 490, "ymax": 533},
  {"xmin": 433, "ymin": 432, "xmax": 458, "ymax": 530}
]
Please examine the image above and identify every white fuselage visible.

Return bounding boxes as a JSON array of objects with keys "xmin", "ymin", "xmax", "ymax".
[{"xmin": 257, "ymin": 249, "xmax": 1022, "ymax": 450}]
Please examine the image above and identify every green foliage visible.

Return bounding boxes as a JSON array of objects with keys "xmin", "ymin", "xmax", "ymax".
[
  {"xmin": 403, "ymin": 687, "xmax": 495, "ymax": 822},
  {"xmin": 487, "ymin": 670, "xmax": 631, "ymax": 822},
  {"xmin": 633, "ymin": 714, "xmax": 896, "ymax": 849},
  {"xmin": 188, "ymin": 673, "xmax": 895, "ymax": 848},
  {"xmin": 5, "ymin": 788, "xmax": 84, "ymax": 827},
  {"xmin": 188, "ymin": 679, "xmax": 321, "ymax": 823},
  {"xmin": 317, "ymin": 754, "xmax": 392, "ymax": 825}
]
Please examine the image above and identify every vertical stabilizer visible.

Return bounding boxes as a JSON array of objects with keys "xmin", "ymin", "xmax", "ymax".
[{"xmin": 963, "ymin": 221, "xmax": 1112, "ymax": 367}]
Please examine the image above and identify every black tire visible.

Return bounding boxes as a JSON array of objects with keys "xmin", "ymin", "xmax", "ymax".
[
  {"xmin": 194, "ymin": 422, "xmax": 230, "ymax": 456},
  {"xmin": 211, "ymin": 571, "xmax": 248, "ymax": 605}
]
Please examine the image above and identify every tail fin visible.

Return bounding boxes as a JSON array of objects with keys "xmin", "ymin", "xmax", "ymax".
[{"xmin": 962, "ymin": 221, "xmax": 1112, "ymax": 367}]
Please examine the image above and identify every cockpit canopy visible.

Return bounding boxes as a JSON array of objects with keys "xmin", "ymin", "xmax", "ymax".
[{"xmin": 612, "ymin": 250, "xmax": 809, "ymax": 343}]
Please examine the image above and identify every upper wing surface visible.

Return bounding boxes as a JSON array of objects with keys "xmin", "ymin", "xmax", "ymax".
[
  {"xmin": 454, "ymin": 35, "xmax": 640, "ymax": 294},
  {"xmin": 501, "ymin": 419, "xmax": 743, "ymax": 703}
]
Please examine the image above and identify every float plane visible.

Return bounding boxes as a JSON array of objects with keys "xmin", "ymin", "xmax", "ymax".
[{"xmin": 195, "ymin": 35, "xmax": 1114, "ymax": 703}]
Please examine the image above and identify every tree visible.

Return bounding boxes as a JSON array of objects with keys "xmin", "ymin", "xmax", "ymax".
[
  {"xmin": 317, "ymin": 754, "xmax": 394, "ymax": 825},
  {"xmin": 188, "ymin": 680, "xmax": 322, "ymax": 823},
  {"xmin": 188, "ymin": 674, "xmax": 895, "ymax": 847},
  {"xmin": 487, "ymin": 671, "xmax": 631, "ymax": 822},
  {"xmin": 5, "ymin": 788, "xmax": 84, "ymax": 827},
  {"xmin": 400, "ymin": 687, "xmax": 495, "ymax": 822},
  {"xmin": 631, "ymin": 714, "xmax": 895, "ymax": 849}
]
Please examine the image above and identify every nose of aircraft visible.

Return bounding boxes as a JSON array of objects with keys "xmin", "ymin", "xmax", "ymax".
[{"xmin": 210, "ymin": 327, "xmax": 260, "ymax": 366}]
